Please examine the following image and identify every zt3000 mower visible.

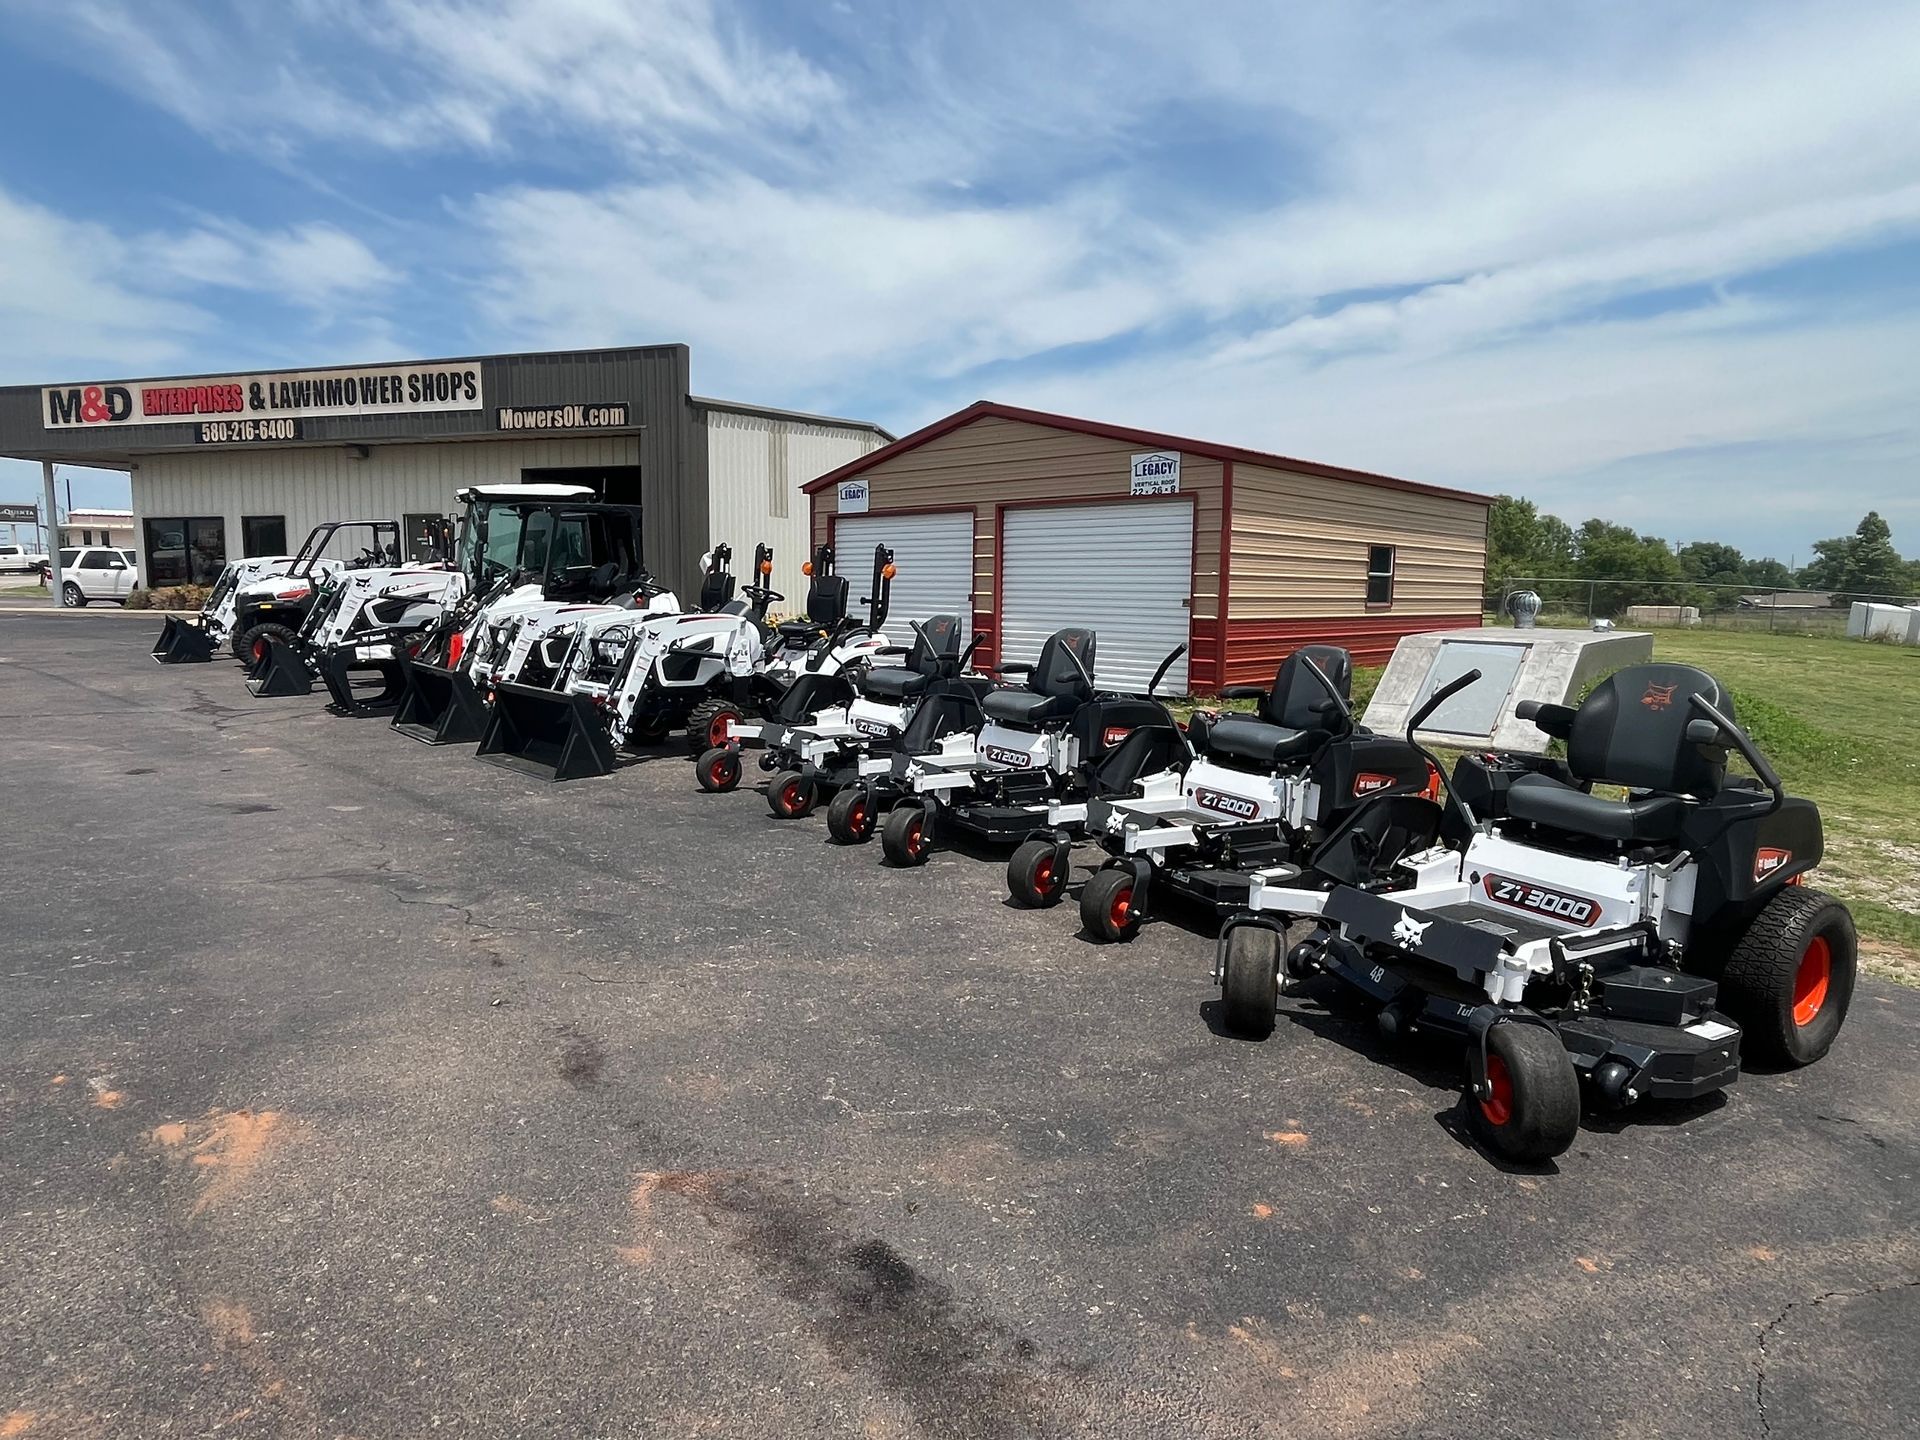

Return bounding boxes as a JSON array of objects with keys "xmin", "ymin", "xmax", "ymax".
[
  {"xmin": 1212, "ymin": 661, "xmax": 1856, "ymax": 1163},
  {"xmin": 1038, "ymin": 644, "xmax": 1437, "ymax": 942}
]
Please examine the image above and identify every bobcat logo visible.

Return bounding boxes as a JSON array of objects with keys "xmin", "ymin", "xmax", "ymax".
[
  {"xmin": 1391, "ymin": 914, "xmax": 1430, "ymax": 948},
  {"xmin": 1753, "ymin": 847, "xmax": 1793, "ymax": 882},
  {"xmin": 1640, "ymin": 682, "xmax": 1678, "ymax": 711}
]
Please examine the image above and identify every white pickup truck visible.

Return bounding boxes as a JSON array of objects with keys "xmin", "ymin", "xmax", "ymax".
[{"xmin": 0, "ymin": 542, "xmax": 51, "ymax": 575}]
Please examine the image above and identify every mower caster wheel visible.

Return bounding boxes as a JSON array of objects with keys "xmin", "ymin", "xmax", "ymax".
[
  {"xmin": 881, "ymin": 804, "xmax": 932, "ymax": 867},
  {"xmin": 686, "ymin": 698, "xmax": 745, "ymax": 756},
  {"xmin": 1467, "ymin": 1023, "xmax": 1581, "ymax": 1163},
  {"xmin": 1079, "ymin": 866, "xmax": 1143, "ymax": 943},
  {"xmin": 1719, "ymin": 886, "xmax": 1856, "ymax": 1067},
  {"xmin": 1220, "ymin": 925, "xmax": 1280, "ymax": 1038},
  {"xmin": 1007, "ymin": 839, "xmax": 1068, "ymax": 908},
  {"xmin": 696, "ymin": 747, "xmax": 741, "ymax": 793},
  {"xmin": 768, "ymin": 770, "xmax": 816, "ymax": 819},
  {"xmin": 826, "ymin": 787, "xmax": 876, "ymax": 844}
]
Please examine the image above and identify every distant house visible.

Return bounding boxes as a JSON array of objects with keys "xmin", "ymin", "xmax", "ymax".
[
  {"xmin": 1737, "ymin": 590, "xmax": 1833, "ymax": 611},
  {"xmin": 59, "ymin": 507, "xmax": 136, "ymax": 549}
]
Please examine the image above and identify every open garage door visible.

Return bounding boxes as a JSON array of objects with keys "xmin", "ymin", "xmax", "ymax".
[
  {"xmin": 1000, "ymin": 502, "xmax": 1192, "ymax": 694},
  {"xmin": 833, "ymin": 512, "xmax": 974, "ymax": 640}
]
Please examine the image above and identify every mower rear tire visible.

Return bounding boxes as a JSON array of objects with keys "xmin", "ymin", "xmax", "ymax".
[
  {"xmin": 881, "ymin": 804, "xmax": 932, "ymax": 867},
  {"xmin": 1007, "ymin": 839, "xmax": 1068, "ymax": 908},
  {"xmin": 686, "ymin": 698, "xmax": 744, "ymax": 756},
  {"xmin": 1220, "ymin": 925, "xmax": 1280, "ymax": 1038},
  {"xmin": 696, "ymin": 747, "xmax": 742, "ymax": 793},
  {"xmin": 769, "ymin": 770, "xmax": 816, "ymax": 819},
  {"xmin": 826, "ymin": 787, "xmax": 876, "ymax": 844},
  {"xmin": 1079, "ymin": 866, "xmax": 1143, "ymax": 943},
  {"xmin": 1718, "ymin": 887, "xmax": 1856, "ymax": 1067},
  {"xmin": 1467, "ymin": 1023, "xmax": 1581, "ymax": 1163},
  {"xmin": 238, "ymin": 622, "xmax": 300, "ymax": 668}
]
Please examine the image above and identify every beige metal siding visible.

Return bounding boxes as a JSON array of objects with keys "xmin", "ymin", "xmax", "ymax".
[
  {"xmin": 812, "ymin": 415, "xmax": 1223, "ymax": 631},
  {"xmin": 705, "ymin": 408, "xmax": 883, "ymax": 601},
  {"xmin": 131, "ymin": 435, "xmax": 641, "ymax": 586},
  {"xmin": 1228, "ymin": 461, "xmax": 1488, "ymax": 619}
]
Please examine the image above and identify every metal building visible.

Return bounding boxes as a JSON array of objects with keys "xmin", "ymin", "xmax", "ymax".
[
  {"xmin": 806, "ymin": 401, "xmax": 1492, "ymax": 694},
  {"xmin": 0, "ymin": 344, "xmax": 889, "ymax": 602}
]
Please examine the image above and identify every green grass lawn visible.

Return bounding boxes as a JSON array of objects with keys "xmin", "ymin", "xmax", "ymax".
[{"xmin": 1184, "ymin": 628, "xmax": 1919, "ymax": 979}]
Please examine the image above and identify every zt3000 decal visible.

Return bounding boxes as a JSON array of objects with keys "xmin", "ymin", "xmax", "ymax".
[
  {"xmin": 1481, "ymin": 875, "xmax": 1600, "ymax": 926},
  {"xmin": 1193, "ymin": 787, "xmax": 1260, "ymax": 820}
]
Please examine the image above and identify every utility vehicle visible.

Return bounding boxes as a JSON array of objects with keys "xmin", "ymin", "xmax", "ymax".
[{"xmin": 1211, "ymin": 661, "xmax": 1856, "ymax": 1163}]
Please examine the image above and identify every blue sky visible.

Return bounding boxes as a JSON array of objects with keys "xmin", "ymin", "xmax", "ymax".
[{"xmin": 2, "ymin": 0, "xmax": 1917, "ymax": 562}]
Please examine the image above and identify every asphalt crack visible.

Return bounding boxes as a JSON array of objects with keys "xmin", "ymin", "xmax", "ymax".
[{"xmin": 1754, "ymin": 1275, "xmax": 1920, "ymax": 1435}]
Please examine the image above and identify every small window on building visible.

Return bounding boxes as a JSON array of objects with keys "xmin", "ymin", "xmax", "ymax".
[
  {"xmin": 243, "ymin": 515, "xmax": 288, "ymax": 557},
  {"xmin": 1366, "ymin": 544, "xmax": 1396, "ymax": 606}
]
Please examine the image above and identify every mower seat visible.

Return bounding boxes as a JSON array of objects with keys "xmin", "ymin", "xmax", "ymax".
[
  {"xmin": 859, "ymin": 614, "xmax": 963, "ymax": 704},
  {"xmin": 861, "ymin": 668, "xmax": 930, "ymax": 701},
  {"xmin": 777, "ymin": 619, "xmax": 826, "ymax": 644},
  {"xmin": 1203, "ymin": 717, "xmax": 1320, "ymax": 766},
  {"xmin": 981, "ymin": 628, "xmax": 1096, "ymax": 728},
  {"xmin": 1504, "ymin": 774, "xmax": 1687, "ymax": 843}
]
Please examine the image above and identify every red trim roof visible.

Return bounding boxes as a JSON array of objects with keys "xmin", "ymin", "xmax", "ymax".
[{"xmin": 801, "ymin": 400, "xmax": 1491, "ymax": 504}]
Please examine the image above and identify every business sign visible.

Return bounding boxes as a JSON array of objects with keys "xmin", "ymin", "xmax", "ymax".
[
  {"xmin": 496, "ymin": 403, "xmax": 630, "ymax": 432},
  {"xmin": 42, "ymin": 361, "xmax": 484, "ymax": 430},
  {"xmin": 837, "ymin": 478, "xmax": 871, "ymax": 514},
  {"xmin": 1130, "ymin": 451, "xmax": 1180, "ymax": 495},
  {"xmin": 194, "ymin": 418, "xmax": 304, "ymax": 444},
  {"xmin": 0, "ymin": 503, "xmax": 38, "ymax": 524}
]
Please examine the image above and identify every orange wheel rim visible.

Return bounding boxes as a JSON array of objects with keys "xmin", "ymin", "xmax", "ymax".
[
  {"xmin": 252, "ymin": 639, "xmax": 267, "ymax": 661},
  {"xmin": 1109, "ymin": 886, "xmax": 1133, "ymax": 930},
  {"xmin": 1480, "ymin": 1054, "xmax": 1514, "ymax": 1127},
  {"xmin": 1793, "ymin": 936, "xmax": 1832, "ymax": 1026},
  {"xmin": 850, "ymin": 802, "xmax": 867, "ymax": 832},
  {"xmin": 908, "ymin": 818, "xmax": 924, "ymax": 854},
  {"xmin": 710, "ymin": 761, "xmax": 728, "ymax": 786},
  {"xmin": 782, "ymin": 781, "xmax": 802, "ymax": 810},
  {"xmin": 1034, "ymin": 856, "xmax": 1054, "ymax": 893},
  {"xmin": 711, "ymin": 714, "xmax": 732, "ymax": 746}
]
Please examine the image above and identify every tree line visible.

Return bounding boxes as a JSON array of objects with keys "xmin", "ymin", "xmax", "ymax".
[{"xmin": 1486, "ymin": 499, "xmax": 1918, "ymax": 614}]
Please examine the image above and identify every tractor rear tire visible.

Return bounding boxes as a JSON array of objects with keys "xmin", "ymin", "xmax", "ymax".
[
  {"xmin": 1467, "ymin": 1023, "xmax": 1581, "ymax": 1163},
  {"xmin": 696, "ymin": 747, "xmax": 741, "ymax": 793},
  {"xmin": 686, "ymin": 698, "xmax": 744, "ymax": 756},
  {"xmin": 881, "ymin": 804, "xmax": 932, "ymax": 867},
  {"xmin": 1718, "ymin": 887, "xmax": 1856, "ymax": 1067},
  {"xmin": 1007, "ymin": 839, "xmax": 1068, "ymax": 908},
  {"xmin": 1220, "ymin": 925, "xmax": 1280, "ymax": 1038},
  {"xmin": 1079, "ymin": 866, "xmax": 1143, "ymax": 943},
  {"xmin": 238, "ymin": 622, "xmax": 300, "ymax": 669},
  {"xmin": 768, "ymin": 770, "xmax": 816, "ymax": 819},
  {"xmin": 826, "ymin": 787, "xmax": 876, "ymax": 844}
]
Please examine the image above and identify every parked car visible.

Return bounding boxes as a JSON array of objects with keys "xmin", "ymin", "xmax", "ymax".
[
  {"xmin": 0, "ymin": 542, "xmax": 50, "ymax": 575},
  {"xmin": 54, "ymin": 546, "xmax": 139, "ymax": 607}
]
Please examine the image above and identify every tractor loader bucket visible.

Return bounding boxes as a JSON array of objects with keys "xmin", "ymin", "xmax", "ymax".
[
  {"xmin": 245, "ymin": 635, "xmax": 315, "ymax": 697},
  {"xmin": 151, "ymin": 615, "xmax": 216, "ymax": 664},
  {"xmin": 319, "ymin": 647, "xmax": 407, "ymax": 715},
  {"xmin": 391, "ymin": 661, "xmax": 489, "ymax": 745},
  {"xmin": 476, "ymin": 681, "xmax": 616, "ymax": 781}
]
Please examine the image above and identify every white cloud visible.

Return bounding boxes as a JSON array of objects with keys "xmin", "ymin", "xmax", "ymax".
[{"xmin": 145, "ymin": 221, "xmax": 396, "ymax": 309}]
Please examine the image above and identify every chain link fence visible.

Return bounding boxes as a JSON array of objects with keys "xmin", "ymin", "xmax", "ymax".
[{"xmin": 1483, "ymin": 576, "xmax": 1920, "ymax": 634}]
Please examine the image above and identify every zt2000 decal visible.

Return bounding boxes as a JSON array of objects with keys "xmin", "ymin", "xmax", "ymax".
[
  {"xmin": 982, "ymin": 745, "xmax": 1036, "ymax": 769},
  {"xmin": 1481, "ymin": 874, "xmax": 1600, "ymax": 926},
  {"xmin": 1193, "ymin": 787, "xmax": 1260, "ymax": 820},
  {"xmin": 853, "ymin": 717, "xmax": 895, "ymax": 738}
]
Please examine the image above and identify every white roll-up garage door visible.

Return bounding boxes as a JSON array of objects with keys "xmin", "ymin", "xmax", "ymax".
[
  {"xmin": 833, "ymin": 512, "xmax": 975, "ymax": 639},
  {"xmin": 1000, "ymin": 501, "xmax": 1193, "ymax": 694}
]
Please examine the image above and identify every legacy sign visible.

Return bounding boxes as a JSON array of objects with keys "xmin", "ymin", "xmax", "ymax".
[
  {"xmin": 42, "ymin": 361, "xmax": 483, "ymax": 430},
  {"xmin": 1130, "ymin": 450, "xmax": 1180, "ymax": 495}
]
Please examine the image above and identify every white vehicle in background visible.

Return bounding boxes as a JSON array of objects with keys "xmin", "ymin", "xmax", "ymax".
[
  {"xmin": 56, "ymin": 546, "xmax": 138, "ymax": 606},
  {"xmin": 1, "ymin": 542, "xmax": 50, "ymax": 575}
]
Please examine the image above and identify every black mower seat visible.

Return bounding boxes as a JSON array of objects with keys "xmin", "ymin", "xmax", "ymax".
[
  {"xmin": 982, "ymin": 688, "xmax": 1076, "ymax": 726},
  {"xmin": 1504, "ymin": 773, "xmax": 1687, "ymax": 843},
  {"xmin": 861, "ymin": 667, "xmax": 930, "ymax": 701},
  {"xmin": 776, "ymin": 619, "xmax": 825, "ymax": 643},
  {"xmin": 1205, "ymin": 717, "xmax": 1320, "ymax": 766}
]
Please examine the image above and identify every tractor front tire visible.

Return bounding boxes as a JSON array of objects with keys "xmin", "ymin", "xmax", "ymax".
[
  {"xmin": 768, "ymin": 770, "xmax": 816, "ymax": 819},
  {"xmin": 880, "ymin": 804, "xmax": 932, "ymax": 867},
  {"xmin": 696, "ymin": 747, "xmax": 741, "ymax": 793},
  {"xmin": 237, "ymin": 622, "xmax": 300, "ymax": 669},
  {"xmin": 1007, "ymin": 839, "xmax": 1068, "ymax": 908},
  {"xmin": 1718, "ymin": 887, "xmax": 1857, "ymax": 1067},
  {"xmin": 1467, "ymin": 1023, "xmax": 1581, "ymax": 1163},
  {"xmin": 826, "ymin": 787, "xmax": 876, "ymax": 844},
  {"xmin": 686, "ymin": 698, "xmax": 744, "ymax": 757},
  {"xmin": 1220, "ymin": 925, "xmax": 1280, "ymax": 1038},
  {"xmin": 1079, "ymin": 866, "xmax": 1144, "ymax": 943}
]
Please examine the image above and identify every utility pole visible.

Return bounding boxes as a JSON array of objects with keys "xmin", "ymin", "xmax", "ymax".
[{"xmin": 42, "ymin": 462, "xmax": 62, "ymax": 599}]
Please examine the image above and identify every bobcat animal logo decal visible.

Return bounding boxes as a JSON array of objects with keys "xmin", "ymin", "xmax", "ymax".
[
  {"xmin": 1391, "ymin": 914, "xmax": 1430, "ymax": 948},
  {"xmin": 1640, "ymin": 681, "xmax": 1678, "ymax": 711}
]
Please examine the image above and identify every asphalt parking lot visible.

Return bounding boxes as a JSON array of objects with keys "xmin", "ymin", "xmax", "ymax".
[{"xmin": 2, "ymin": 611, "xmax": 1915, "ymax": 1440}]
